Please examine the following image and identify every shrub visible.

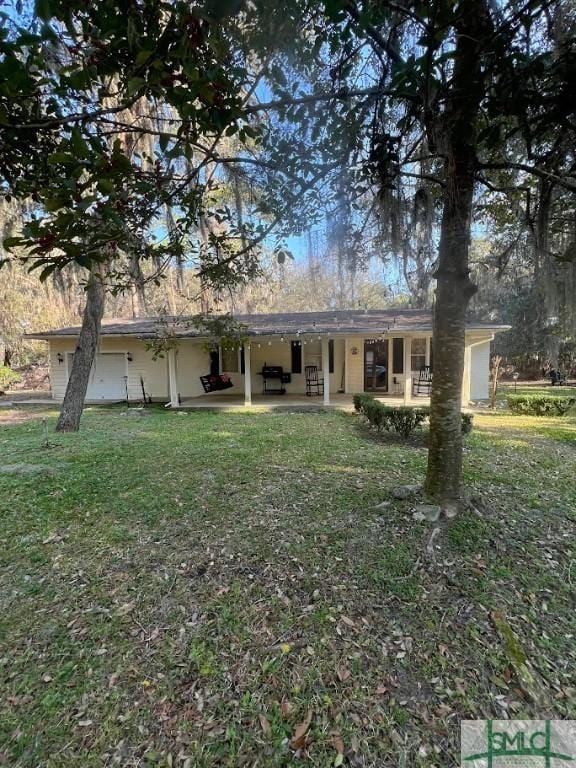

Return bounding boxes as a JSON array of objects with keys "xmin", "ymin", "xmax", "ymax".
[
  {"xmin": 461, "ymin": 412, "xmax": 474, "ymax": 434},
  {"xmin": 507, "ymin": 394, "xmax": 576, "ymax": 416},
  {"xmin": 354, "ymin": 393, "xmax": 473, "ymax": 437},
  {"xmin": 384, "ymin": 405, "xmax": 429, "ymax": 437},
  {"xmin": 0, "ymin": 366, "xmax": 21, "ymax": 394}
]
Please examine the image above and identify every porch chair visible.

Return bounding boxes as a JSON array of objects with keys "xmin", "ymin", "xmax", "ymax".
[
  {"xmin": 305, "ymin": 365, "xmax": 324, "ymax": 396},
  {"xmin": 413, "ymin": 365, "xmax": 432, "ymax": 396}
]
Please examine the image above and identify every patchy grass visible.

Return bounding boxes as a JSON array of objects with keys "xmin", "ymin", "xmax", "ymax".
[
  {"xmin": 1, "ymin": 405, "xmax": 575, "ymax": 767},
  {"xmin": 499, "ymin": 382, "xmax": 576, "ymax": 399}
]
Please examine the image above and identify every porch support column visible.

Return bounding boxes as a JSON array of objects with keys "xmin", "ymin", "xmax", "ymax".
[
  {"xmin": 403, "ymin": 337, "xmax": 412, "ymax": 404},
  {"xmin": 244, "ymin": 342, "xmax": 252, "ymax": 407},
  {"xmin": 167, "ymin": 348, "xmax": 179, "ymax": 407},
  {"xmin": 322, "ymin": 337, "xmax": 330, "ymax": 405}
]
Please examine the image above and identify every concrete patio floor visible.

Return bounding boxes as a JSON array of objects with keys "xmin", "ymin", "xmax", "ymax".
[{"xmin": 177, "ymin": 393, "xmax": 431, "ymax": 411}]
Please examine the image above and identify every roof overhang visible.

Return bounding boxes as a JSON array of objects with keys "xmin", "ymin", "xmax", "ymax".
[{"xmin": 26, "ymin": 324, "xmax": 511, "ymax": 341}]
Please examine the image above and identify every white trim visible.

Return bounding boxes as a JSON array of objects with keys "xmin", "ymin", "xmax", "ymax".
[
  {"xmin": 167, "ymin": 348, "xmax": 179, "ymax": 407},
  {"xmin": 467, "ymin": 334, "xmax": 495, "ymax": 348},
  {"xmin": 403, "ymin": 337, "xmax": 412, "ymax": 404},
  {"xmin": 462, "ymin": 345, "xmax": 472, "ymax": 406},
  {"xmin": 322, "ymin": 337, "xmax": 330, "ymax": 405}
]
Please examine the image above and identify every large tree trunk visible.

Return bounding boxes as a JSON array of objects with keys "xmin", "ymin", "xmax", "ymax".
[
  {"xmin": 424, "ymin": 0, "xmax": 488, "ymax": 506},
  {"xmin": 56, "ymin": 268, "xmax": 105, "ymax": 432}
]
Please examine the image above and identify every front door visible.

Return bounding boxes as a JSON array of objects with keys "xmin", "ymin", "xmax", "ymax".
[{"xmin": 364, "ymin": 341, "xmax": 388, "ymax": 391}]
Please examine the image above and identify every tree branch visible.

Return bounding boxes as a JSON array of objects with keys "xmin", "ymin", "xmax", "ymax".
[
  {"xmin": 244, "ymin": 85, "xmax": 411, "ymax": 113},
  {"xmin": 480, "ymin": 162, "xmax": 576, "ymax": 193}
]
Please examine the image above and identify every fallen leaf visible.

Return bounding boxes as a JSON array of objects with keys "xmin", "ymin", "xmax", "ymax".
[
  {"xmin": 337, "ymin": 667, "xmax": 351, "ymax": 682},
  {"xmin": 77, "ymin": 719, "xmax": 93, "ymax": 727},
  {"xmin": 280, "ymin": 696, "xmax": 293, "ymax": 716},
  {"xmin": 376, "ymin": 685, "xmax": 388, "ymax": 695},
  {"xmin": 331, "ymin": 731, "xmax": 345, "ymax": 766},
  {"xmin": 289, "ymin": 709, "xmax": 313, "ymax": 750},
  {"xmin": 340, "ymin": 615, "xmax": 355, "ymax": 628},
  {"xmin": 115, "ymin": 602, "xmax": 135, "ymax": 617},
  {"xmin": 259, "ymin": 714, "xmax": 271, "ymax": 736}
]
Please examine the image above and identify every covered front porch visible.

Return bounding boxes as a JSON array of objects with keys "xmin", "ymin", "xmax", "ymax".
[{"xmin": 165, "ymin": 332, "xmax": 436, "ymax": 409}]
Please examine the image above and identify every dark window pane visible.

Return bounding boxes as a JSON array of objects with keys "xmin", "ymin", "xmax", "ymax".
[
  {"xmin": 209, "ymin": 349, "xmax": 219, "ymax": 376},
  {"xmin": 291, "ymin": 341, "xmax": 302, "ymax": 373},
  {"xmin": 329, "ymin": 339, "xmax": 334, "ymax": 373}
]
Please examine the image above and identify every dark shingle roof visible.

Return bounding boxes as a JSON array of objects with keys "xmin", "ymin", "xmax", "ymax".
[{"xmin": 27, "ymin": 309, "xmax": 509, "ymax": 339}]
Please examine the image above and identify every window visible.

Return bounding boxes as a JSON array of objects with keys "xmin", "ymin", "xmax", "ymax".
[
  {"xmin": 329, "ymin": 339, "xmax": 334, "ymax": 374},
  {"xmin": 411, "ymin": 338, "xmax": 427, "ymax": 373},
  {"xmin": 221, "ymin": 346, "xmax": 239, "ymax": 372},
  {"xmin": 305, "ymin": 340, "xmax": 322, "ymax": 371}
]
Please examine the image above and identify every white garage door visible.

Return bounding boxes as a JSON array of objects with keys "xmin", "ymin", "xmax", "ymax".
[{"xmin": 67, "ymin": 353, "xmax": 127, "ymax": 401}]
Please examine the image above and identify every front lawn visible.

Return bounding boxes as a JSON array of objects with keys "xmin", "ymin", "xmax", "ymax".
[
  {"xmin": 499, "ymin": 381, "xmax": 576, "ymax": 399},
  {"xmin": 1, "ymin": 406, "xmax": 575, "ymax": 767}
]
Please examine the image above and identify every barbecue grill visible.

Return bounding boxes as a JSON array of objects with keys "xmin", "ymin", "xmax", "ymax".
[{"xmin": 260, "ymin": 365, "xmax": 291, "ymax": 394}]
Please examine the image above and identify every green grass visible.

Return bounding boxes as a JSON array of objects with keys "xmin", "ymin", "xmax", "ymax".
[
  {"xmin": 499, "ymin": 382, "xmax": 576, "ymax": 399},
  {"xmin": 1, "ymin": 404, "xmax": 575, "ymax": 767}
]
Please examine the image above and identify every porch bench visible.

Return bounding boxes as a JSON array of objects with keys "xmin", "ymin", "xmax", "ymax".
[{"xmin": 200, "ymin": 374, "xmax": 234, "ymax": 393}]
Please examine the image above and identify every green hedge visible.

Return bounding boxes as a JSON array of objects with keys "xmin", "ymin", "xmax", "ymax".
[
  {"xmin": 353, "ymin": 393, "xmax": 473, "ymax": 437},
  {"xmin": 0, "ymin": 365, "xmax": 20, "ymax": 393},
  {"xmin": 506, "ymin": 394, "xmax": 576, "ymax": 416}
]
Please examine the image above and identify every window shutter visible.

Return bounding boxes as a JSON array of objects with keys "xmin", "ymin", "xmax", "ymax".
[
  {"xmin": 291, "ymin": 341, "xmax": 302, "ymax": 373},
  {"xmin": 392, "ymin": 338, "xmax": 404, "ymax": 374},
  {"xmin": 329, "ymin": 339, "xmax": 334, "ymax": 373},
  {"xmin": 240, "ymin": 346, "xmax": 245, "ymax": 374}
]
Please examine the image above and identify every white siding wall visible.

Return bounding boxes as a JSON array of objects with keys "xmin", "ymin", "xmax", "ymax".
[
  {"xmin": 48, "ymin": 338, "xmax": 169, "ymax": 402},
  {"xmin": 470, "ymin": 340, "xmax": 491, "ymax": 400},
  {"xmin": 174, "ymin": 341, "xmax": 212, "ymax": 398}
]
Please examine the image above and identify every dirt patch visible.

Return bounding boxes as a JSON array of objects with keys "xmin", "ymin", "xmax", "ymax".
[{"xmin": 0, "ymin": 406, "xmax": 54, "ymax": 426}]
